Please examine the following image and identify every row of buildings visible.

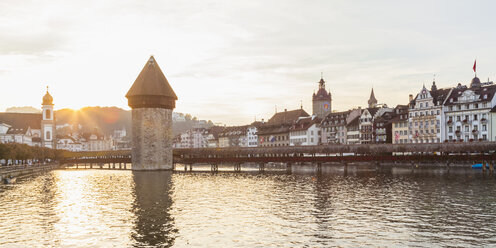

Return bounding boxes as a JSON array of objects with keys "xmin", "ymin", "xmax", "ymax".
[
  {"xmin": 174, "ymin": 74, "xmax": 496, "ymax": 148},
  {"xmin": 0, "ymin": 89, "xmax": 122, "ymax": 151}
]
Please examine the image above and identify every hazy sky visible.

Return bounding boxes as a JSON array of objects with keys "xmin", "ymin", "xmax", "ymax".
[{"xmin": 1, "ymin": 0, "xmax": 495, "ymax": 125}]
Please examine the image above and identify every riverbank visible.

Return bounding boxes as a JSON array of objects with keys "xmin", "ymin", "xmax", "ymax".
[{"xmin": 0, "ymin": 163, "xmax": 63, "ymax": 182}]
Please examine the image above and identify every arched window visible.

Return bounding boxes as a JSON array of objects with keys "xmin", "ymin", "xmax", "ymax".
[
  {"xmin": 46, "ymin": 131, "xmax": 51, "ymax": 140},
  {"xmin": 45, "ymin": 109, "xmax": 51, "ymax": 119}
]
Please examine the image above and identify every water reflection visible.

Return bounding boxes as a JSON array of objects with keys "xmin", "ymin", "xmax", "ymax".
[
  {"xmin": 0, "ymin": 167, "xmax": 496, "ymax": 247},
  {"xmin": 131, "ymin": 171, "xmax": 177, "ymax": 247}
]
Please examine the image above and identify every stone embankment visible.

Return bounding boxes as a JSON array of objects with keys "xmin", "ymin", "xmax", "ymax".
[{"xmin": 0, "ymin": 163, "xmax": 62, "ymax": 181}]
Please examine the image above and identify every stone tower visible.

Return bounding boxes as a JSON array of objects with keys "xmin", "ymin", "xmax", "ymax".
[
  {"xmin": 368, "ymin": 88, "xmax": 377, "ymax": 108},
  {"xmin": 41, "ymin": 87, "xmax": 55, "ymax": 148},
  {"xmin": 312, "ymin": 77, "xmax": 332, "ymax": 118},
  {"xmin": 126, "ymin": 56, "xmax": 178, "ymax": 170}
]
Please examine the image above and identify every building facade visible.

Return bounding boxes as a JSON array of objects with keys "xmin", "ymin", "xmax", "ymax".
[
  {"xmin": 408, "ymin": 82, "xmax": 450, "ymax": 143},
  {"xmin": 443, "ymin": 77, "xmax": 496, "ymax": 142}
]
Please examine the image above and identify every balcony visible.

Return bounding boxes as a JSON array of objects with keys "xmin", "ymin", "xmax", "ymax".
[
  {"xmin": 472, "ymin": 130, "xmax": 479, "ymax": 135},
  {"xmin": 446, "ymin": 120, "xmax": 453, "ymax": 126},
  {"xmin": 455, "ymin": 130, "xmax": 461, "ymax": 136},
  {"xmin": 481, "ymin": 118, "xmax": 488, "ymax": 124}
]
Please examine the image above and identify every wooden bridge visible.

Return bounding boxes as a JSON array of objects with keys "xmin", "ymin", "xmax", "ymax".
[{"xmin": 60, "ymin": 142, "xmax": 496, "ymax": 172}]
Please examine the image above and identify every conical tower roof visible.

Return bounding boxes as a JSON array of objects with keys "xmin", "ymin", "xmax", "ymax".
[
  {"xmin": 126, "ymin": 56, "xmax": 177, "ymax": 109},
  {"xmin": 368, "ymin": 88, "xmax": 377, "ymax": 106}
]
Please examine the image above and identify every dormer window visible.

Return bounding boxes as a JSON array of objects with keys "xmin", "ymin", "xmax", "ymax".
[{"xmin": 484, "ymin": 94, "xmax": 487, "ymax": 99}]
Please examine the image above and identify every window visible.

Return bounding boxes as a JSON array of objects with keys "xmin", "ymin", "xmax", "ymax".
[
  {"xmin": 466, "ymin": 104, "xmax": 470, "ymax": 109},
  {"xmin": 483, "ymin": 134, "xmax": 487, "ymax": 140},
  {"xmin": 45, "ymin": 131, "xmax": 51, "ymax": 140},
  {"xmin": 426, "ymin": 102, "xmax": 429, "ymax": 107},
  {"xmin": 465, "ymin": 126, "xmax": 469, "ymax": 132},
  {"xmin": 430, "ymin": 111, "xmax": 434, "ymax": 115},
  {"xmin": 437, "ymin": 110, "xmax": 440, "ymax": 115},
  {"xmin": 449, "ymin": 127, "xmax": 453, "ymax": 133},
  {"xmin": 483, "ymin": 125, "xmax": 487, "ymax": 131},
  {"xmin": 420, "ymin": 103, "xmax": 423, "ymax": 108},
  {"xmin": 474, "ymin": 115, "xmax": 478, "ymax": 120},
  {"xmin": 457, "ymin": 116, "xmax": 461, "ymax": 121},
  {"xmin": 45, "ymin": 109, "xmax": 51, "ymax": 119},
  {"xmin": 475, "ymin": 103, "xmax": 479, "ymax": 109}
]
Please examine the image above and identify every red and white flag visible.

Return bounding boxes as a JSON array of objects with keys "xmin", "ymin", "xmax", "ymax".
[{"xmin": 473, "ymin": 59, "xmax": 477, "ymax": 73}]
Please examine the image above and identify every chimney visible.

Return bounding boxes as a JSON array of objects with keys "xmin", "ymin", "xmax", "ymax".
[{"xmin": 409, "ymin": 94, "xmax": 413, "ymax": 102}]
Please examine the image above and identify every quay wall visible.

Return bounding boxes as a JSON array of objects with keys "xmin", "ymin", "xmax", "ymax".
[{"xmin": 0, "ymin": 163, "xmax": 62, "ymax": 181}]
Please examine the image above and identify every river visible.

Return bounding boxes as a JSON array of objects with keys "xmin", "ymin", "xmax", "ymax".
[{"xmin": 0, "ymin": 166, "xmax": 495, "ymax": 247}]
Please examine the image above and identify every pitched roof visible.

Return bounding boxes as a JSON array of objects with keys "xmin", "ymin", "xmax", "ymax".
[
  {"xmin": 366, "ymin": 107, "xmax": 379, "ymax": 117},
  {"xmin": 444, "ymin": 84, "xmax": 496, "ymax": 106},
  {"xmin": 290, "ymin": 116, "xmax": 321, "ymax": 132},
  {"xmin": 6, "ymin": 127, "xmax": 30, "ymax": 135},
  {"xmin": 126, "ymin": 56, "xmax": 177, "ymax": 99},
  {"xmin": 0, "ymin": 113, "xmax": 41, "ymax": 130},
  {"xmin": 267, "ymin": 109, "xmax": 309, "ymax": 125},
  {"xmin": 346, "ymin": 115, "xmax": 359, "ymax": 127}
]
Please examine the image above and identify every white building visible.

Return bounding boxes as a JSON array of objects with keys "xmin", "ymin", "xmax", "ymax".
[
  {"xmin": 443, "ymin": 77, "xmax": 496, "ymax": 142},
  {"xmin": 408, "ymin": 81, "xmax": 451, "ymax": 143},
  {"xmin": 57, "ymin": 136, "xmax": 83, "ymax": 152},
  {"xmin": 289, "ymin": 116, "xmax": 321, "ymax": 146}
]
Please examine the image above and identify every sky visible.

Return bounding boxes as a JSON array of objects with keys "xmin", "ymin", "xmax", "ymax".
[{"xmin": 1, "ymin": 0, "xmax": 496, "ymax": 125}]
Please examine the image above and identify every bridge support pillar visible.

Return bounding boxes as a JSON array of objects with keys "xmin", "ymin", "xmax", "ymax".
[
  {"xmin": 234, "ymin": 163, "xmax": 241, "ymax": 172},
  {"xmin": 317, "ymin": 163, "xmax": 322, "ymax": 174},
  {"xmin": 259, "ymin": 163, "xmax": 265, "ymax": 172},
  {"xmin": 211, "ymin": 164, "xmax": 218, "ymax": 172},
  {"xmin": 286, "ymin": 163, "xmax": 292, "ymax": 174},
  {"xmin": 90, "ymin": 163, "xmax": 93, "ymax": 169}
]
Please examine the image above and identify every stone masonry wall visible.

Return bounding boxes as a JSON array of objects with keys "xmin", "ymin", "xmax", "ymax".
[{"xmin": 132, "ymin": 108, "xmax": 173, "ymax": 170}]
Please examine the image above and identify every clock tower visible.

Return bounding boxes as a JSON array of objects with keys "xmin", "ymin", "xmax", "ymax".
[{"xmin": 312, "ymin": 76, "xmax": 332, "ymax": 118}]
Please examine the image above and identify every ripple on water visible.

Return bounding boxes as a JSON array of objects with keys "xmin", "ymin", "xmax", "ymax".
[{"xmin": 0, "ymin": 168, "xmax": 495, "ymax": 247}]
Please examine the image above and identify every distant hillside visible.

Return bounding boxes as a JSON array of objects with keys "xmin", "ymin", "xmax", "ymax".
[
  {"xmin": 4, "ymin": 106, "xmax": 212, "ymax": 135},
  {"xmin": 5, "ymin": 106, "xmax": 41, "ymax": 113},
  {"xmin": 56, "ymin": 107, "xmax": 131, "ymax": 134},
  {"xmin": 54, "ymin": 107, "xmax": 212, "ymax": 136}
]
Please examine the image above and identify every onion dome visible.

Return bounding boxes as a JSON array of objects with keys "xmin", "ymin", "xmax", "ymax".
[
  {"xmin": 42, "ymin": 87, "xmax": 53, "ymax": 105},
  {"xmin": 470, "ymin": 76, "xmax": 481, "ymax": 89},
  {"xmin": 126, "ymin": 56, "xmax": 178, "ymax": 109}
]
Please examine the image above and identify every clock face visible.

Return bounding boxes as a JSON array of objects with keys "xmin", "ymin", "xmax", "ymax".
[{"xmin": 323, "ymin": 102, "xmax": 330, "ymax": 110}]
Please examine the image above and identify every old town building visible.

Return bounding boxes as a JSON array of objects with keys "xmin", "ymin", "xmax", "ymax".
[
  {"xmin": 391, "ymin": 105, "xmax": 409, "ymax": 144},
  {"xmin": 289, "ymin": 116, "xmax": 321, "ymax": 146},
  {"xmin": 258, "ymin": 109, "xmax": 309, "ymax": 147},
  {"xmin": 346, "ymin": 115, "xmax": 360, "ymax": 144},
  {"xmin": 443, "ymin": 77, "xmax": 496, "ymax": 142},
  {"xmin": 409, "ymin": 81, "xmax": 451, "ymax": 143}
]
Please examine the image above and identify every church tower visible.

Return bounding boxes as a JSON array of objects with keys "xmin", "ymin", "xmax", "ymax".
[
  {"xmin": 368, "ymin": 88, "xmax": 378, "ymax": 108},
  {"xmin": 41, "ymin": 87, "xmax": 55, "ymax": 148},
  {"xmin": 312, "ymin": 76, "xmax": 332, "ymax": 118}
]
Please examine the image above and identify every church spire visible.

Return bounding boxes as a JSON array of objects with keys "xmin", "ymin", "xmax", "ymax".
[{"xmin": 368, "ymin": 88, "xmax": 377, "ymax": 108}]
